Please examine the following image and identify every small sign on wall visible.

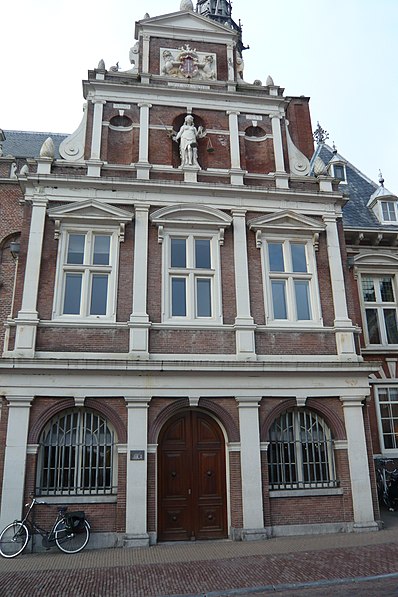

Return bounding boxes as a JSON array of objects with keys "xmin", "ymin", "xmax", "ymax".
[{"xmin": 130, "ymin": 450, "xmax": 145, "ymax": 461}]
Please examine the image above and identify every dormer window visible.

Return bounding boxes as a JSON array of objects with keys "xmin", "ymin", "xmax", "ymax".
[
  {"xmin": 333, "ymin": 164, "xmax": 346, "ymax": 182},
  {"xmin": 381, "ymin": 201, "xmax": 398, "ymax": 223},
  {"xmin": 367, "ymin": 181, "xmax": 398, "ymax": 225}
]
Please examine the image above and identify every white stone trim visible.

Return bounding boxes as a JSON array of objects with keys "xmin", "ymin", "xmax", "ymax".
[{"xmin": 236, "ymin": 397, "xmax": 264, "ymax": 529}]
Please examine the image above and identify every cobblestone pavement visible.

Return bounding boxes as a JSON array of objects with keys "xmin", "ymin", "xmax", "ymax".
[{"xmin": 0, "ymin": 513, "xmax": 397, "ymax": 597}]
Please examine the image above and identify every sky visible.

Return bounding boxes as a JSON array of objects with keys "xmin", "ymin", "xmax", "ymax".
[{"xmin": 1, "ymin": 0, "xmax": 397, "ymax": 192}]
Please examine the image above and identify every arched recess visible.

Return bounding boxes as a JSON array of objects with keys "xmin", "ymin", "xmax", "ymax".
[
  {"xmin": 157, "ymin": 408, "xmax": 228, "ymax": 541},
  {"xmin": 29, "ymin": 397, "xmax": 126, "ymax": 444},
  {"xmin": 261, "ymin": 397, "xmax": 346, "ymax": 441},
  {"xmin": 244, "ymin": 126, "xmax": 275, "ymax": 174},
  {"xmin": 107, "ymin": 115, "xmax": 134, "ymax": 165},
  {"xmin": 149, "ymin": 397, "xmax": 239, "ymax": 444}
]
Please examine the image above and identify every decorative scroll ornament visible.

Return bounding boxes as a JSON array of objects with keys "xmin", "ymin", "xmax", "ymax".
[
  {"xmin": 59, "ymin": 104, "xmax": 88, "ymax": 162},
  {"xmin": 285, "ymin": 120, "xmax": 310, "ymax": 176}
]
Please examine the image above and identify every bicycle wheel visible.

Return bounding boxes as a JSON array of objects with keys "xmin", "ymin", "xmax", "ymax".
[
  {"xmin": 54, "ymin": 519, "xmax": 90, "ymax": 554},
  {"xmin": 0, "ymin": 522, "xmax": 29, "ymax": 558}
]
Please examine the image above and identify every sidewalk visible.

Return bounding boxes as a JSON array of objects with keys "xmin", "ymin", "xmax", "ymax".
[{"xmin": 0, "ymin": 512, "xmax": 398, "ymax": 596}]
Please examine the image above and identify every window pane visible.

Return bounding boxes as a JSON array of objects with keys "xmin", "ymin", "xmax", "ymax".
[
  {"xmin": 268, "ymin": 243, "xmax": 284, "ymax": 272},
  {"xmin": 171, "ymin": 239, "xmax": 186, "ymax": 268},
  {"xmin": 67, "ymin": 235, "xmax": 85, "ymax": 264},
  {"xmin": 63, "ymin": 273, "xmax": 82, "ymax": 314},
  {"xmin": 384, "ymin": 309, "xmax": 398, "ymax": 344},
  {"xmin": 382, "ymin": 201, "xmax": 397, "ymax": 222},
  {"xmin": 380, "ymin": 277, "xmax": 395, "ymax": 302},
  {"xmin": 365, "ymin": 308, "xmax": 380, "ymax": 343},
  {"xmin": 271, "ymin": 280, "xmax": 287, "ymax": 319},
  {"xmin": 90, "ymin": 274, "xmax": 108, "ymax": 315},
  {"xmin": 291, "ymin": 244, "xmax": 307, "ymax": 273},
  {"xmin": 362, "ymin": 277, "xmax": 375, "ymax": 302},
  {"xmin": 334, "ymin": 165, "xmax": 345, "ymax": 181},
  {"xmin": 172, "ymin": 278, "xmax": 186, "ymax": 316},
  {"xmin": 196, "ymin": 278, "xmax": 212, "ymax": 317},
  {"xmin": 93, "ymin": 235, "xmax": 110, "ymax": 265},
  {"xmin": 195, "ymin": 239, "xmax": 211, "ymax": 269},
  {"xmin": 294, "ymin": 280, "xmax": 311, "ymax": 320}
]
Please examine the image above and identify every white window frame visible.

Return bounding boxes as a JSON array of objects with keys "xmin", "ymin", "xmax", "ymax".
[
  {"xmin": 260, "ymin": 235, "xmax": 322, "ymax": 327},
  {"xmin": 380, "ymin": 200, "xmax": 398, "ymax": 224},
  {"xmin": 374, "ymin": 385, "xmax": 398, "ymax": 455},
  {"xmin": 52, "ymin": 224, "xmax": 120, "ymax": 322},
  {"xmin": 162, "ymin": 228, "xmax": 223, "ymax": 324},
  {"xmin": 359, "ymin": 272, "xmax": 398, "ymax": 347},
  {"xmin": 332, "ymin": 163, "xmax": 346, "ymax": 183}
]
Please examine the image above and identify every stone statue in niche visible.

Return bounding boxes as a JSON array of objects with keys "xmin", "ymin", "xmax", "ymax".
[
  {"xmin": 236, "ymin": 50, "xmax": 245, "ymax": 82},
  {"xmin": 160, "ymin": 46, "xmax": 216, "ymax": 80},
  {"xmin": 173, "ymin": 115, "xmax": 206, "ymax": 168}
]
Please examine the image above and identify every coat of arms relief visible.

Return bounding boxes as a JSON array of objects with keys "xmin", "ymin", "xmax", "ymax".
[{"xmin": 160, "ymin": 45, "xmax": 217, "ymax": 81}]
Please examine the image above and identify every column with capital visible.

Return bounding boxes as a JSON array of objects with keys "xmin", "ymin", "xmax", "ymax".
[
  {"xmin": 236, "ymin": 397, "xmax": 266, "ymax": 538},
  {"xmin": 87, "ymin": 98, "xmax": 106, "ymax": 176},
  {"xmin": 323, "ymin": 214, "xmax": 357, "ymax": 355},
  {"xmin": 136, "ymin": 102, "xmax": 152, "ymax": 180},
  {"xmin": 232, "ymin": 209, "xmax": 256, "ymax": 358},
  {"xmin": 124, "ymin": 397, "xmax": 151, "ymax": 547},
  {"xmin": 227, "ymin": 110, "xmax": 245, "ymax": 185},
  {"xmin": 13, "ymin": 195, "xmax": 48, "ymax": 356},
  {"xmin": 129, "ymin": 204, "xmax": 150, "ymax": 356},
  {"xmin": 0, "ymin": 396, "xmax": 33, "ymax": 529},
  {"xmin": 269, "ymin": 112, "xmax": 289, "ymax": 189},
  {"xmin": 340, "ymin": 396, "xmax": 378, "ymax": 530}
]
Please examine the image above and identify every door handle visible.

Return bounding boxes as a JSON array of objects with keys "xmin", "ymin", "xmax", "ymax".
[{"xmin": 188, "ymin": 488, "xmax": 191, "ymax": 495}]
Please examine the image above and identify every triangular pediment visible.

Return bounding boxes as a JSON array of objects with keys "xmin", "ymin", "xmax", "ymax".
[
  {"xmin": 248, "ymin": 210, "xmax": 325, "ymax": 234},
  {"xmin": 136, "ymin": 10, "xmax": 237, "ymax": 38},
  {"xmin": 48, "ymin": 199, "xmax": 133, "ymax": 224},
  {"xmin": 151, "ymin": 204, "xmax": 232, "ymax": 227}
]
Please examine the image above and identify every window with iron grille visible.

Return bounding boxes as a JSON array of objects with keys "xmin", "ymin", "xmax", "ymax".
[
  {"xmin": 37, "ymin": 409, "xmax": 116, "ymax": 496},
  {"xmin": 268, "ymin": 409, "xmax": 338, "ymax": 490}
]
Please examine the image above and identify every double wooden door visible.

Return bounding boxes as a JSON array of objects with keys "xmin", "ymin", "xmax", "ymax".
[{"xmin": 158, "ymin": 410, "xmax": 227, "ymax": 541}]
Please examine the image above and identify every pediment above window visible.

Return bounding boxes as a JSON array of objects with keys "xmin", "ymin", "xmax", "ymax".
[
  {"xmin": 249, "ymin": 210, "xmax": 325, "ymax": 234},
  {"xmin": 249, "ymin": 210, "xmax": 325, "ymax": 248},
  {"xmin": 48, "ymin": 199, "xmax": 133, "ymax": 240},
  {"xmin": 354, "ymin": 252, "xmax": 398, "ymax": 267},
  {"xmin": 150, "ymin": 204, "xmax": 231, "ymax": 245}
]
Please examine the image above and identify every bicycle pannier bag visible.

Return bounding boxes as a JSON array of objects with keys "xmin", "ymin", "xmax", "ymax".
[{"xmin": 65, "ymin": 511, "xmax": 86, "ymax": 531}]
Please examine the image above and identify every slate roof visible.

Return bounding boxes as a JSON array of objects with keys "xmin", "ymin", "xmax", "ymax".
[
  {"xmin": 312, "ymin": 143, "xmax": 398, "ymax": 232},
  {"xmin": 1, "ymin": 130, "xmax": 68, "ymax": 160}
]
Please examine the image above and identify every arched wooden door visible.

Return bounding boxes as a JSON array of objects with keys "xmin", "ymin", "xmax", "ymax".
[{"xmin": 158, "ymin": 410, "xmax": 227, "ymax": 541}]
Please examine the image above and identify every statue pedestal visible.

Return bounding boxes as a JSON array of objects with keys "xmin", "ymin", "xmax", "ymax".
[{"xmin": 181, "ymin": 164, "xmax": 200, "ymax": 183}]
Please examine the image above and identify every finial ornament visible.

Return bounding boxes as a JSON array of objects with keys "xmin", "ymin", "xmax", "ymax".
[
  {"xmin": 332, "ymin": 142, "xmax": 337, "ymax": 154},
  {"xmin": 180, "ymin": 0, "xmax": 194, "ymax": 10},
  {"xmin": 313, "ymin": 122, "xmax": 329, "ymax": 145},
  {"xmin": 40, "ymin": 137, "xmax": 55, "ymax": 159},
  {"xmin": 379, "ymin": 169, "xmax": 385, "ymax": 186}
]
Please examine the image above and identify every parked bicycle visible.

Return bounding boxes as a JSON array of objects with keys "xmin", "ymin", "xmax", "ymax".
[
  {"xmin": 0, "ymin": 496, "xmax": 90, "ymax": 558},
  {"xmin": 375, "ymin": 459, "xmax": 398, "ymax": 511}
]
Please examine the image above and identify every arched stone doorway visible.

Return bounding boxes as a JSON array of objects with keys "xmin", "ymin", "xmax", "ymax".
[{"xmin": 158, "ymin": 409, "xmax": 227, "ymax": 541}]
